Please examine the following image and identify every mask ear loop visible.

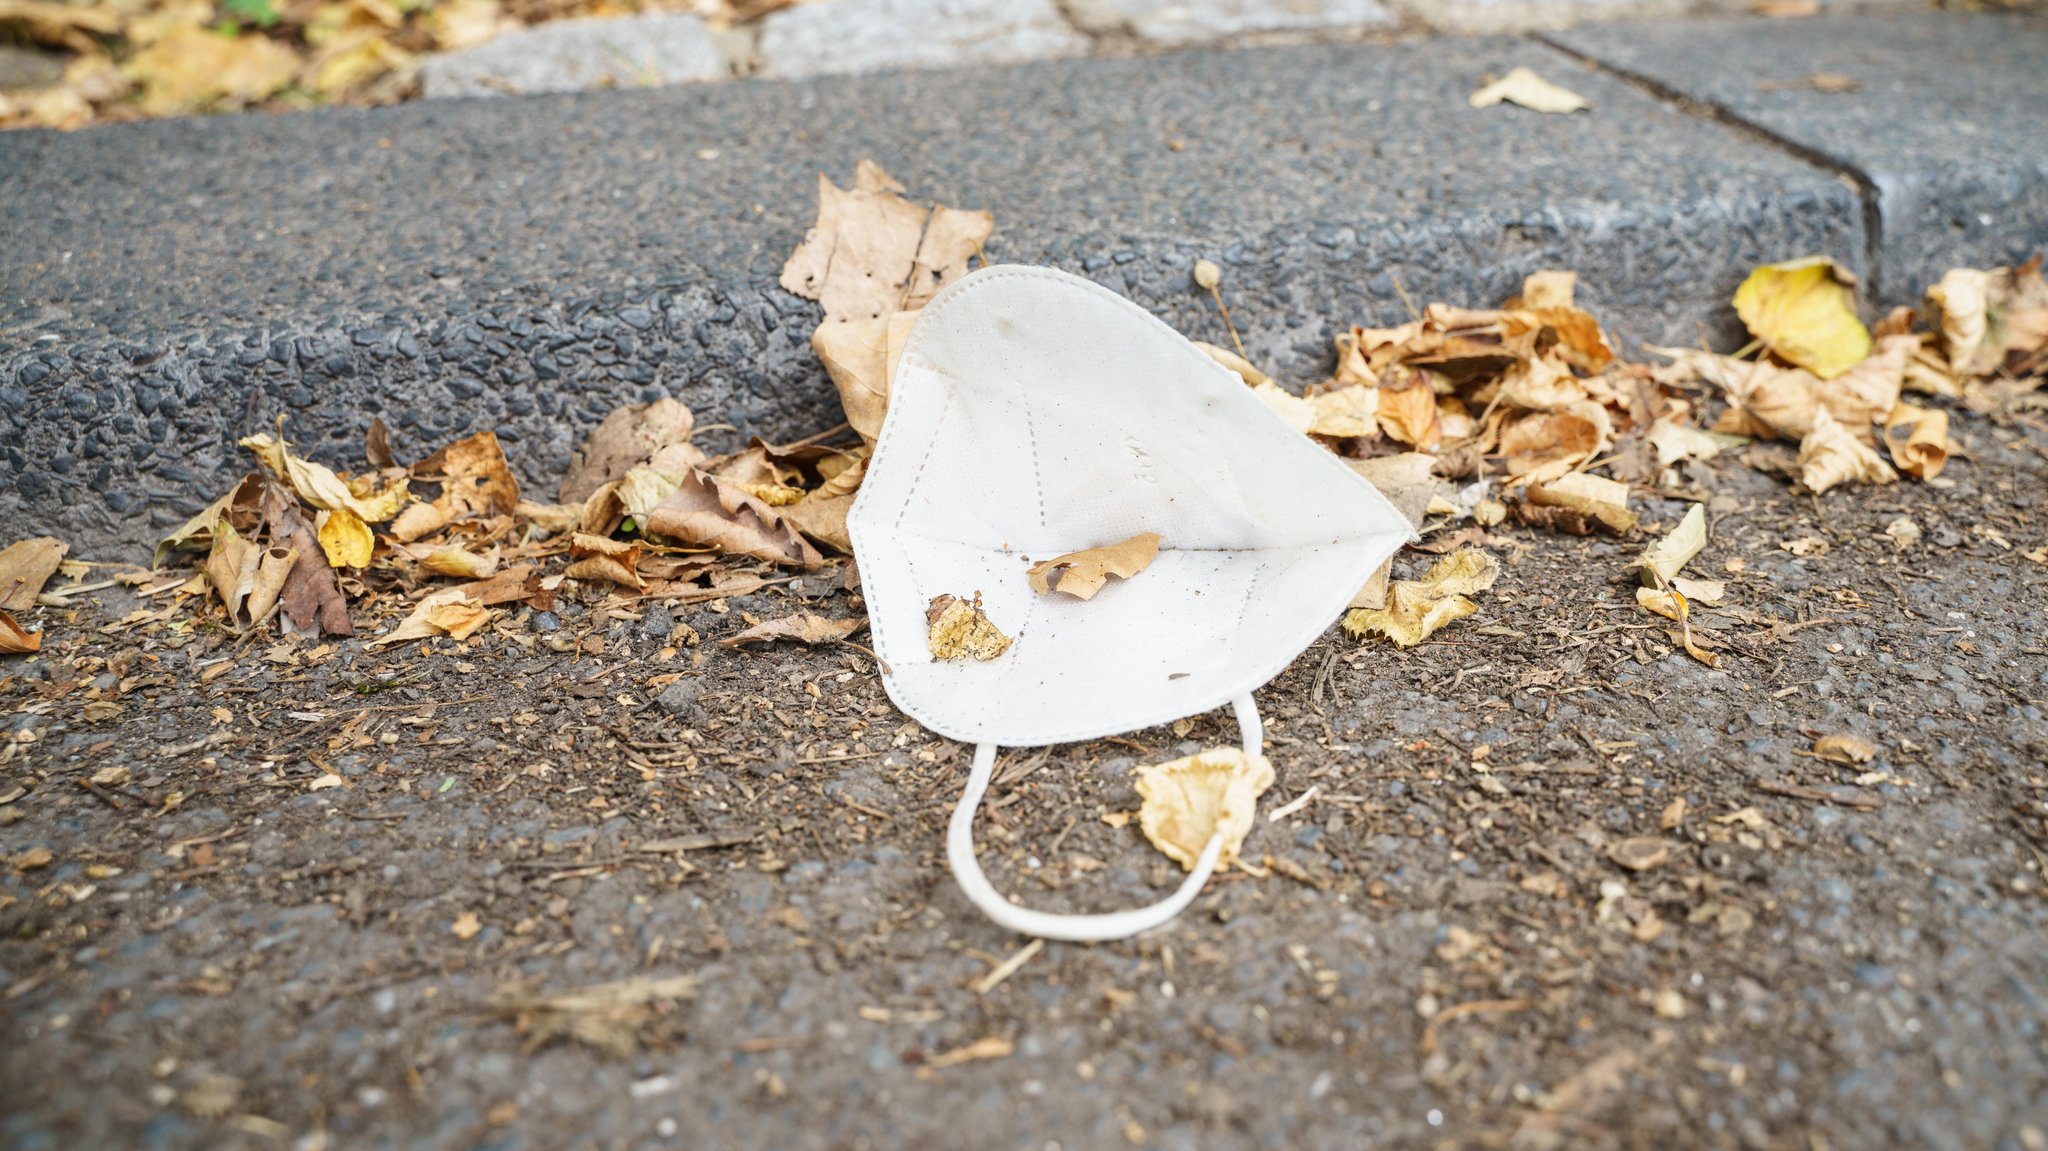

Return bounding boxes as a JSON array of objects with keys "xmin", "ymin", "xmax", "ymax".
[{"xmin": 945, "ymin": 693, "xmax": 1265, "ymax": 942}]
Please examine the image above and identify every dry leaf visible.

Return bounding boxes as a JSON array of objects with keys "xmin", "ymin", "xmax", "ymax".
[
  {"xmin": 927, "ymin": 592, "xmax": 1010, "ymax": 661},
  {"xmin": 1307, "ymin": 385, "xmax": 1381, "ymax": 437},
  {"xmin": 1633, "ymin": 503, "xmax": 1706, "ymax": 586},
  {"xmin": 718, "ymin": 613, "xmax": 863, "ymax": 647},
  {"xmin": 1345, "ymin": 454, "xmax": 1436, "ymax": 610},
  {"xmin": 1883, "ymin": 516, "xmax": 1921, "ymax": 549},
  {"xmin": 1343, "ymin": 547, "xmax": 1498, "ymax": 647},
  {"xmin": 492, "ymin": 975, "xmax": 698, "ymax": 1058},
  {"xmin": 1251, "ymin": 381, "xmax": 1313, "ymax": 433},
  {"xmin": 314, "ymin": 507, "xmax": 374, "ymax": 569},
  {"xmin": 0, "ymin": 537, "xmax": 67, "ymax": 612},
  {"xmin": 779, "ymin": 160, "xmax": 990, "ymax": 323},
  {"xmin": 1026, "ymin": 533, "xmax": 1161, "ymax": 600},
  {"xmin": 451, "ymin": 912, "xmax": 482, "ymax": 940},
  {"xmin": 155, "ymin": 476, "xmax": 262, "ymax": 569},
  {"xmin": 420, "ymin": 544, "xmax": 498, "ymax": 580},
  {"xmin": 559, "ymin": 399, "xmax": 698, "ymax": 504},
  {"xmin": 417, "ymin": 430, "xmax": 520, "ymax": 520},
  {"xmin": 1732, "ymin": 256, "xmax": 1871, "ymax": 379},
  {"xmin": 780, "ymin": 455, "xmax": 866, "ymax": 554},
  {"xmin": 1496, "ymin": 401, "xmax": 1612, "ymax": 482},
  {"xmin": 260, "ymin": 480, "xmax": 354, "ymax": 638},
  {"xmin": 1525, "ymin": 473, "xmax": 1636, "ymax": 534},
  {"xmin": 562, "ymin": 533, "xmax": 646, "ymax": 590},
  {"xmin": 1813, "ymin": 733, "xmax": 1875, "ymax": 765},
  {"xmin": 643, "ymin": 469, "xmax": 822, "ymax": 568},
  {"xmin": 1925, "ymin": 267, "xmax": 1994, "ymax": 379},
  {"xmin": 0, "ymin": 610, "xmax": 38, "ymax": 654},
  {"xmin": 1193, "ymin": 340, "xmax": 1269, "ymax": 386},
  {"xmin": 1377, "ymin": 376, "xmax": 1443, "ymax": 449},
  {"xmin": 812, "ymin": 311, "xmax": 921, "ymax": 446},
  {"xmin": 241, "ymin": 431, "xmax": 410, "ymax": 523},
  {"xmin": 1882, "ymin": 403, "xmax": 1949, "ymax": 480},
  {"xmin": 1799, "ymin": 408, "xmax": 1897, "ymax": 494},
  {"xmin": 125, "ymin": 25, "xmax": 300, "ymax": 116},
  {"xmin": 1469, "ymin": 67, "xmax": 1588, "ymax": 114},
  {"xmin": 371, "ymin": 588, "xmax": 493, "ymax": 648},
  {"xmin": 1646, "ymin": 419, "xmax": 1727, "ymax": 466},
  {"xmin": 1133, "ymin": 747, "xmax": 1275, "ymax": 871}
]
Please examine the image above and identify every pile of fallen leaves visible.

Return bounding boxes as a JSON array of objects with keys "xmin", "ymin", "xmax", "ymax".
[{"xmin": 0, "ymin": 0, "xmax": 794, "ymax": 130}]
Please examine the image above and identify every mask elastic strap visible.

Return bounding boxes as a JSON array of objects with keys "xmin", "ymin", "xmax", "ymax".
[{"xmin": 944, "ymin": 693, "xmax": 1265, "ymax": 943}]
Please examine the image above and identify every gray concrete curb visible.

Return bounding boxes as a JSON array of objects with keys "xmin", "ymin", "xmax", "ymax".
[{"xmin": 4, "ymin": 10, "xmax": 2042, "ymax": 556}]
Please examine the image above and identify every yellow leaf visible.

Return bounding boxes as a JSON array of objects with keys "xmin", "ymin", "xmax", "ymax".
[
  {"xmin": 314, "ymin": 507, "xmax": 374, "ymax": 569},
  {"xmin": 1732, "ymin": 256, "xmax": 1871, "ymax": 379},
  {"xmin": 241, "ymin": 431, "xmax": 410, "ymax": 523},
  {"xmin": 125, "ymin": 26, "xmax": 301, "ymax": 117},
  {"xmin": 1342, "ymin": 547, "xmax": 1498, "ymax": 647},
  {"xmin": 1812, "ymin": 733, "xmax": 1875, "ymax": 765},
  {"xmin": 1306, "ymin": 385, "xmax": 1381, "ymax": 438},
  {"xmin": 1469, "ymin": 67, "xmax": 1589, "ymax": 114},
  {"xmin": 370, "ymin": 588, "xmax": 493, "ymax": 648},
  {"xmin": 310, "ymin": 32, "xmax": 410, "ymax": 96},
  {"xmin": 926, "ymin": 592, "xmax": 1010, "ymax": 661},
  {"xmin": 1525, "ymin": 473, "xmax": 1637, "ymax": 534},
  {"xmin": 1134, "ymin": 747, "xmax": 1275, "ymax": 872},
  {"xmin": 1025, "ymin": 532, "xmax": 1161, "ymax": 600},
  {"xmin": 420, "ymin": 544, "xmax": 497, "ymax": 580},
  {"xmin": 1250, "ymin": 382, "xmax": 1314, "ymax": 433}
]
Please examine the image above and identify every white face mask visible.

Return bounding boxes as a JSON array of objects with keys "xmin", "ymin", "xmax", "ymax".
[{"xmin": 847, "ymin": 266, "xmax": 1410, "ymax": 941}]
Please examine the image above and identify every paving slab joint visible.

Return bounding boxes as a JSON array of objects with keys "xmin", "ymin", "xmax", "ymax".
[{"xmin": 1533, "ymin": 31, "xmax": 1885, "ymax": 298}]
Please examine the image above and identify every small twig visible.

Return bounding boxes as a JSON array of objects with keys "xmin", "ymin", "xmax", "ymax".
[{"xmin": 972, "ymin": 938, "xmax": 1045, "ymax": 996}]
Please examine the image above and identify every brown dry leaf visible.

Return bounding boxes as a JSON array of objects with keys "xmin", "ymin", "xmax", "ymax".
[
  {"xmin": 420, "ymin": 544, "xmax": 498, "ymax": 580},
  {"xmin": 1799, "ymin": 408, "xmax": 1897, "ymax": 494},
  {"xmin": 780, "ymin": 455, "xmax": 866, "ymax": 554},
  {"xmin": 1525, "ymin": 473, "xmax": 1636, "ymax": 535},
  {"xmin": 0, "ymin": 610, "xmax": 38, "ymax": 654},
  {"xmin": 1813, "ymin": 733, "xmax": 1876, "ymax": 765},
  {"xmin": 492, "ymin": 975, "xmax": 698, "ymax": 1058},
  {"xmin": 126, "ymin": 25, "xmax": 300, "ymax": 117},
  {"xmin": 0, "ymin": 537, "xmax": 67, "ymax": 612},
  {"xmin": 1469, "ymin": 67, "xmax": 1588, "ymax": 114},
  {"xmin": 515, "ymin": 499, "xmax": 581, "ymax": 536},
  {"xmin": 1194, "ymin": 340, "xmax": 1270, "ymax": 386},
  {"xmin": 779, "ymin": 160, "xmax": 990, "ymax": 324},
  {"xmin": 1646, "ymin": 419, "xmax": 1727, "ymax": 467},
  {"xmin": 1608, "ymin": 837, "xmax": 1672, "ymax": 873},
  {"xmin": 1343, "ymin": 547, "xmax": 1498, "ymax": 647},
  {"xmin": 260, "ymin": 481, "xmax": 354, "ymax": 637},
  {"xmin": 927, "ymin": 592, "xmax": 1010, "ymax": 661},
  {"xmin": 1133, "ymin": 747, "xmax": 1276, "ymax": 871},
  {"xmin": 1882, "ymin": 402, "xmax": 1950, "ymax": 480},
  {"xmin": 1026, "ymin": 532, "xmax": 1161, "ymax": 600},
  {"xmin": 1345, "ymin": 454, "xmax": 1435, "ymax": 610},
  {"xmin": 1925, "ymin": 267, "xmax": 1994, "ymax": 378},
  {"xmin": 157, "ymin": 477, "xmax": 263, "ymax": 568},
  {"xmin": 563, "ymin": 533, "xmax": 646, "ymax": 590},
  {"xmin": 370, "ymin": 588, "xmax": 493, "ymax": 649},
  {"xmin": 241, "ymin": 430, "xmax": 410, "ymax": 523},
  {"xmin": 718, "ymin": 613, "xmax": 863, "ymax": 648},
  {"xmin": 559, "ymin": 398, "xmax": 698, "ymax": 504},
  {"xmin": 1732, "ymin": 256, "xmax": 1871, "ymax": 380},
  {"xmin": 417, "ymin": 430, "xmax": 520, "ymax": 520},
  {"xmin": 1496, "ymin": 401, "xmax": 1612, "ymax": 482},
  {"xmin": 206, "ymin": 527, "xmax": 296, "ymax": 634},
  {"xmin": 1377, "ymin": 376, "xmax": 1443, "ymax": 449},
  {"xmin": 643, "ymin": 469, "xmax": 822, "ymax": 568},
  {"xmin": 812, "ymin": 311, "xmax": 922, "ymax": 446}
]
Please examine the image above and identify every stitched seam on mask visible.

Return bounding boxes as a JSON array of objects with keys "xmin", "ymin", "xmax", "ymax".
[
  {"xmin": 889, "ymin": 365, "xmax": 957, "ymax": 533},
  {"xmin": 1020, "ymin": 389, "xmax": 1047, "ymax": 532}
]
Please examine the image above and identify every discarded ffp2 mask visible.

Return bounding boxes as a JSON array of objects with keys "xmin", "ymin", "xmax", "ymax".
[{"xmin": 847, "ymin": 266, "xmax": 1411, "ymax": 941}]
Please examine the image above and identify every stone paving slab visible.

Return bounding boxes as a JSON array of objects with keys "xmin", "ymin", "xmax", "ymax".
[
  {"xmin": 3, "ymin": 35, "xmax": 1861, "ymax": 554},
  {"xmin": 419, "ymin": 12, "xmax": 729, "ymax": 99},
  {"xmin": 755, "ymin": 0, "xmax": 1090, "ymax": 79},
  {"xmin": 1551, "ymin": 8, "xmax": 2048, "ymax": 304}
]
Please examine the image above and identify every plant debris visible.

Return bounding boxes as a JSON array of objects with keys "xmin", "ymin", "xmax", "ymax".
[
  {"xmin": 1134, "ymin": 747, "xmax": 1276, "ymax": 871},
  {"xmin": 1025, "ymin": 532, "xmax": 1162, "ymax": 600}
]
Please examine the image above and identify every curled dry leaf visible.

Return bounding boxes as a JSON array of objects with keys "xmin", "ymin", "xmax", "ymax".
[
  {"xmin": 1026, "ymin": 532, "xmax": 1161, "ymax": 600},
  {"xmin": 1193, "ymin": 340, "xmax": 1269, "ymax": 386},
  {"xmin": 421, "ymin": 544, "xmax": 498, "ymax": 580},
  {"xmin": 155, "ymin": 475, "xmax": 263, "ymax": 569},
  {"xmin": 1633, "ymin": 503, "xmax": 1706, "ymax": 586},
  {"xmin": 1799, "ymin": 408, "xmax": 1897, "ymax": 494},
  {"xmin": 205, "ymin": 523, "xmax": 295, "ymax": 635},
  {"xmin": 563, "ymin": 533, "xmax": 646, "ymax": 590},
  {"xmin": 1524, "ymin": 473, "xmax": 1636, "ymax": 535},
  {"xmin": 0, "ymin": 610, "xmax": 38, "ymax": 654},
  {"xmin": 559, "ymin": 398, "xmax": 697, "ymax": 504},
  {"xmin": 126, "ymin": 25, "xmax": 300, "ymax": 116},
  {"xmin": 1732, "ymin": 256, "xmax": 1871, "ymax": 380},
  {"xmin": 370, "ymin": 588, "xmax": 493, "ymax": 649},
  {"xmin": 260, "ymin": 480, "xmax": 354, "ymax": 638},
  {"xmin": 1342, "ymin": 546, "xmax": 1498, "ymax": 647},
  {"xmin": 416, "ymin": 430, "xmax": 520, "ymax": 520},
  {"xmin": 1813, "ymin": 733, "xmax": 1876, "ymax": 765},
  {"xmin": 927, "ymin": 592, "xmax": 1010, "ymax": 661},
  {"xmin": 1469, "ymin": 67, "xmax": 1589, "ymax": 114},
  {"xmin": 1376, "ymin": 375, "xmax": 1444, "ymax": 450},
  {"xmin": 1712, "ymin": 336, "xmax": 1914, "ymax": 443},
  {"xmin": 1608, "ymin": 837, "xmax": 1672, "ymax": 873},
  {"xmin": 813, "ymin": 311, "xmax": 921, "ymax": 446},
  {"xmin": 643, "ymin": 469, "xmax": 822, "ymax": 568},
  {"xmin": 1345, "ymin": 453, "xmax": 1436, "ymax": 610},
  {"xmin": 1882, "ymin": 402, "xmax": 1950, "ymax": 479},
  {"xmin": 1134, "ymin": 747, "xmax": 1275, "ymax": 872},
  {"xmin": 0, "ymin": 536, "xmax": 67, "ymax": 612},
  {"xmin": 779, "ymin": 160, "xmax": 990, "ymax": 324},
  {"xmin": 241, "ymin": 431, "xmax": 410, "ymax": 524},
  {"xmin": 1884, "ymin": 516, "xmax": 1922, "ymax": 549},
  {"xmin": 718, "ymin": 613, "xmax": 864, "ymax": 648}
]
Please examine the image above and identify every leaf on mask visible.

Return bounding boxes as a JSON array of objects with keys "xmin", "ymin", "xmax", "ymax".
[
  {"xmin": 1134, "ymin": 747, "xmax": 1276, "ymax": 872},
  {"xmin": 559, "ymin": 398, "xmax": 699, "ymax": 504},
  {"xmin": 1881, "ymin": 402, "xmax": 1949, "ymax": 480},
  {"xmin": 1025, "ymin": 532, "xmax": 1161, "ymax": 600},
  {"xmin": 718, "ymin": 613, "xmax": 864, "ymax": 648},
  {"xmin": 1799, "ymin": 407, "xmax": 1897, "ymax": 494},
  {"xmin": 1342, "ymin": 546, "xmax": 1498, "ymax": 647},
  {"xmin": 813, "ymin": 310, "xmax": 921, "ymax": 446},
  {"xmin": 241, "ymin": 429, "xmax": 410, "ymax": 523},
  {"xmin": 1468, "ymin": 67, "xmax": 1589, "ymax": 114},
  {"xmin": 1732, "ymin": 256, "xmax": 1871, "ymax": 380},
  {"xmin": 926, "ymin": 592, "xmax": 1011, "ymax": 661},
  {"xmin": 0, "ymin": 536, "xmax": 68, "ymax": 613},
  {"xmin": 1632, "ymin": 503, "xmax": 1706, "ymax": 586},
  {"xmin": 314, "ymin": 507, "xmax": 374, "ymax": 569},
  {"xmin": 779, "ymin": 160, "xmax": 991, "ymax": 324},
  {"xmin": 0, "ymin": 610, "xmax": 38, "ymax": 655},
  {"xmin": 562, "ymin": 533, "xmax": 647, "ymax": 590},
  {"xmin": 643, "ymin": 469, "xmax": 823, "ymax": 568},
  {"xmin": 370, "ymin": 587, "xmax": 494, "ymax": 649}
]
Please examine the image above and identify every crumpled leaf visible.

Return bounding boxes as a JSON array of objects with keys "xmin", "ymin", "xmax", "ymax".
[
  {"xmin": 718, "ymin": 613, "xmax": 864, "ymax": 648},
  {"xmin": 1732, "ymin": 256, "xmax": 1871, "ymax": 379},
  {"xmin": 204, "ymin": 523, "xmax": 295, "ymax": 634},
  {"xmin": 1026, "ymin": 532, "xmax": 1161, "ymax": 600},
  {"xmin": 927, "ymin": 592, "xmax": 1010, "ymax": 661},
  {"xmin": 779, "ymin": 160, "xmax": 991, "ymax": 324},
  {"xmin": 1134, "ymin": 747, "xmax": 1276, "ymax": 872},
  {"xmin": 1377, "ymin": 375, "xmax": 1443, "ymax": 449},
  {"xmin": 125, "ymin": 25, "xmax": 300, "ymax": 117},
  {"xmin": 314, "ymin": 507, "xmax": 374, "ymax": 569},
  {"xmin": 1633, "ymin": 503, "xmax": 1706, "ymax": 586},
  {"xmin": 492, "ymin": 975, "xmax": 698, "ymax": 1058},
  {"xmin": 416, "ymin": 430, "xmax": 520, "ymax": 520},
  {"xmin": 420, "ymin": 544, "xmax": 497, "ymax": 580},
  {"xmin": 156, "ymin": 476, "xmax": 263, "ymax": 569},
  {"xmin": 1469, "ymin": 67, "xmax": 1589, "ymax": 114},
  {"xmin": 559, "ymin": 398, "xmax": 698, "ymax": 504},
  {"xmin": 370, "ymin": 588, "xmax": 493, "ymax": 648},
  {"xmin": 1799, "ymin": 407, "xmax": 1897, "ymax": 494},
  {"xmin": 1924, "ymin": 258, "xmax": 2048, "ymax": 380},
  {"xmin": 562, "ymin": 533, "xmax": 646, "ymax": 590},
  {"xmin": 812, "ymin": 310, "xmax": 921, "ymax": 446},
  {"xmin": 1635, "ymin": 577, "xmax": 1724, "ymax": 621},
  {"xmin": 1812, "ymin": 733, "xmax": 1875, "ymax": 765},
  {"xmin": 0, "ymin": 537, "xmax": 67, "ymax": 612},
  {"xmin": 1646, "ymin": 418, "xmax": 1728, "ymax": 466},
  {"xmin": 1882, "ymin": 402, "xmax": 1949, "ymax": 480},
  {"xmin": 1306, "ymin": 385, "xmax": 1381, "ymax": 438},
  {"xmin": 241, "ymin": 431, "xmax": 410, "ymax": 523},
  {"xmin": 1496, "ymin": 401, "xmax": 1612, "ymax": 483},
  {"xmin": 1524, "ymin": 472, "xmax": 1636, "ymax": 534},
  {"xmin": 0, "ymin": 609, "xmax": 40, "ymax": 653},
  {"xmin": 780, "ymin": 454, "xmax": 867, "ymax": 554},
  {"xmin": 259, "ymin": 480, "xmax": 354, "ymax": 637},
  {"xmin": 1342, "ymin": 547, "xmax": 1498, "ymax": 647},
  {"xmin": 643, "ymin": 469, "xmax": 822, "ymax": 568}
]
